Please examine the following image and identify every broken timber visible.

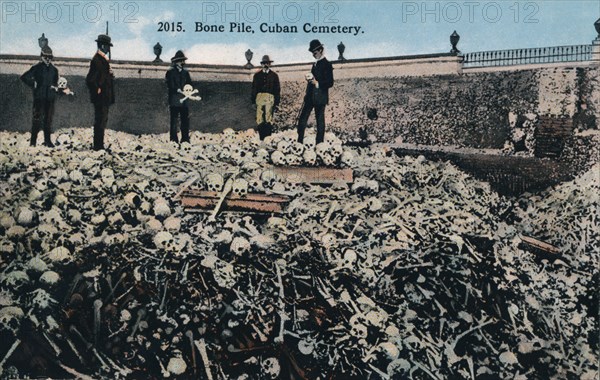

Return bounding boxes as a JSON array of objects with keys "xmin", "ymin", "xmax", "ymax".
[
  {"xmin": 181, "ymin": 190, "xmax": 291, "ymax": 214},
  {"xmin": 268, "ymin": 166, "xmax": 353, "ymax": 184},
  {"xmin": 520, "ymin": 235, "xmax": 561, "ymax": 255}
]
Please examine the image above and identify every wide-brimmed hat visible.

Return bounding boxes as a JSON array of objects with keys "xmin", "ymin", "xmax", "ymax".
[
  {"xmin": 308, "ymin": 39, "xmax": 324, "ymax": 52},
  {"xmin": 95, "ymin": 34, "xmax": 113, "ymax": 46},
  {"xmin": 171, "ymin": 50, "xmax": 188, "ymax": 63},
  {"xmin": 40, "ymin": 46, "xmax": 53, "ymax": 58},
  {"xmin": 260, "ymin": 55, "xmax": 273, "ymax": 64}
]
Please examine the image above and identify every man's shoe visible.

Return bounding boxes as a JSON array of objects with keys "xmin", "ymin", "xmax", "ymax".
[{"xmin": 44, "ymin": 141, "xmax": 55, "ymax": 148}]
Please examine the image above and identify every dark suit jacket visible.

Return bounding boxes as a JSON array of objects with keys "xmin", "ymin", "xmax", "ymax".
[
  {"xmin": 165, "ymin": 67, "xmax": 193, "ymax": 107},
  {"xmin": 20, "ymin": 62, "xmax": 59, "ymax": 101},
  {"xmin": 251, "ymin": 69, "xmax": 281, "ymax": 106},
  {"xmin": 86, "ymin": 52, "xmax": 115, "ymax": 105},
  {"xmin": 306, "ymin": 58, "xmax": 334, "ymax": 106}
]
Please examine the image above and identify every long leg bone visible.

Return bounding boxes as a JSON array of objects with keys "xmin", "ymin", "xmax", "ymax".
[
  {"xmin": 209, "ymin": 178, "xmax": 234, "ymax": 222},
  {"xmin": 194, "ymin": 338, "xmax": 214, "ymax": 380},
  {"xmin": 93, "ymin": 299, "xmax": 103, "ymax": 346},
  {"xmin": 274, "ymin": 263, "xmax": 288, "ymax": 343},
  {"xmin": 70, "ymin": 325, "xmax": 92, "ymax": 350},
  {"xmin": 128, "ymin": 309, "xmax": 147, "ymax": 339},
  {"xmin": 186, "ymin": 330, "xmax": 198, "ymax": 375},
  {"xmin": 0, "ymin": 339, "xmax": 20, "ymax": 373}
]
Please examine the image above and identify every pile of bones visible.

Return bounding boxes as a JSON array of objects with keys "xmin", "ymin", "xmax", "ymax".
[{"xmin": 0, "ymin": 127, "xmax": 598, "ymax": 379}]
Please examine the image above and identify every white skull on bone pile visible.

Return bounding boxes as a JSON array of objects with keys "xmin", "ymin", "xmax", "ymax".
[
  {"xmin": 290, "ymin": 142, "xmax": 305, "ymax": 156},
  {"xmin": 230, "ymin": 236, "xmax": 251, "ymax": 256},
  {"xmin": 232, "ymin": 178, "xmax": 249, "ymax": 197},
  {"xmin": 219, "ymin": 145, "xmax": 232, "ymax": 160},
  {"xmin": 261, "ymin": 170, "xmax": 277, "ymax": 189},
  {"xmin": 247, "ymin": 175, "xmax": 264, "ymax": 192},
  {"xmin": 0, "ymin": 306, "xmax": 24, "ymax": 337},
  {"xmin": 303, "ymin": 149, "xmax": 317, "ymax": 166},
  {"xmin": 231, "ymin": 146, "xmax": 252, "ymax": 162},
  {"xmin": 342, "ymin": 249, "xmax": 358, "ymax": 269},
  {"xmin": 262, "ymin": 357, "xmax": 281, "ymax": 379},
  {"xmin": 367, "ymin": 197, "xmax": 383, "ymax": 212},
  {"xmin": 255, "ymin": 149, "xmax": 270, "ymax": 162},
  {"xmin": 330, "ymin": 143, "xmax": 343, "ymax": 159},
  {"xmin": 206, "ymin": 173, "xmax": 224, "ymax": 192},
  {"xmin": 340, "ymin": 149, "xmax": 355, "ymax": 167},
  {"xmin": 286, "ymin": 154, "xmax": 302, "ymax": 166},
  {"xmin": 303, "ymin": 135, "xmax": 317, "ymax": 150},
  {"xmin": 154, "ymin": 231, "xmax": 175, "ymax": 250},
  {"xmin": 271, "ymin": 150, "xmax": 286, "ymax": 166},
  {"xmin": 349, "ymin": 313, "xmax": 369, "ymax": 339},
  {"xmin": 277, "ymin": 141, "xmax": 292, "ymax": 154}
]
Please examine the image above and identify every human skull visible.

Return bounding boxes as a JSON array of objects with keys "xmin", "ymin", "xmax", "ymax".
[
  {"xmin": 286, "ymin": 154, "xmax": 302, "ymax": 166},
  {"xmin": 69, "ymin": 170, "xmax": 84, "ymax": 183},
  {"xmin": 57, "ymin": 77, "xmax": 68, "ymax": 89},
  {"xmin": 230, "ymin": 236, "xmax": 251, "ymax": 256},
  {"xmin": 271, "ymin": 150, "xmax": 286, "ymax": 166},
  {"xmin": 261, "ymin": 170, "xmax": 277, "ymax": 189},
  {"xmin": 30, "ymin": 288, "xmax": 57, "ymax": 310},
  {"xmin": 340, "ymin": 150, "xmax": 355, "ymax": 167},
  {"xmin": 232, "ymin": 179, "xmax": 249, "ymax": 197},
  {"xmin": 303, "ymin": 135, "xmax": 317, "ymax": 150},
  {"xmin": 277, "ymin": 141, "xmax": 292, "ymax": 155},
  {"xmin": 303, "ymin": 149, "xmax": 317, "ymax": 166},
  {"xmin": 206, "ymin": 173, "xmax": 224, "ymax": 192},
  {"xmin": 0, "ymin": 306, "xmax": 24, "ymax": 336},
  {"xmin": 330, "ymin": 143, "xmax": 343, "ymax": 158},
  {"xmin": 232, "ymin": 146, "xmax": 252, "ymax": 162},
  {"xmin": 255, "ymin": 149, "xmax": 270, "ymax": 162},
  {"xmin": 219, "ymin": 145, "xmax": 232, "ymax": 160},
  {"xmin": 182, "ymin": 84, "xmax": 194, "ymax": 97},
  {"xmin": 367, "ymin": 197, "xmax": 383, "ymax": 212},
  {"xmin": 247, "ymin": 176, "xmax": 263, "ymax": 192},
  {"xmin": 342, "ymin": 249, "xmax": 358, "ymax": 268},
  {"xmin": 154, "ymin": 231, "xmax": 175, "ymax": 250},
  {"xmin": 290, "ymin": 142, "xmax": 305, "ymax": 156},
  {"xmin": 167, "ymin": 350, "xmax": 187, "ymax": 375},
  {"xmin": 100, "ymin": 168, "xmax": 115, "ymax": 186},
  {"xmin": 154, "ymin": 198, "xmax": 171, "ymax": 218},
  {"xmin": 349, "ymin": 314, "xmax": 368, "ymax": 339},
  {"xmin": 262, "ymin": 357, "xmax": 281, "ymax": 379}
]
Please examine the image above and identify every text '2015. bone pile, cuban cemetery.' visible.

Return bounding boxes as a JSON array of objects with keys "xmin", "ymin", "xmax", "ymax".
[{"xmin": 0, "ymin": 127, "xmax": 598, "ymax": 379}]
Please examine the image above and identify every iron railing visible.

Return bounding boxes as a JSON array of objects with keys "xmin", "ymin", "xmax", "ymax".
[{"xmin": 463, "ymin": 44, "xmax": 593, "ymax": 68}]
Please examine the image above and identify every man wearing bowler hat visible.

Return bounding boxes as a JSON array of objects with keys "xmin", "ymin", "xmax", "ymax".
[
  {"xmin": 251, "ymin": 54, "xmax": 280, "ymax": 140},
  {"xmin": 20, "ymin": 46, "xmax": 59, "ymax": 147},
  {"xmin": 297, "ymin": 39, "xmax": 334, "ymax": 144},
  {"xmin": 86, "ymin": 34, "xmax": 115, "ymax": 151},
  {"xmin": 165, "ymin": 50, "xmax": 193, "ymax": 143}
]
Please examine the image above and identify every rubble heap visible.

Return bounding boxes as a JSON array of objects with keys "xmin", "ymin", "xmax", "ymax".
[{"xmin": 0, "ymin": 128, "xmax": 597, "ymax": 379}]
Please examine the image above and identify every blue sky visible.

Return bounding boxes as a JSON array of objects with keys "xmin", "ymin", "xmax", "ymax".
[{"xmin": 1, "ymin": 1, "xmax": 598, "ymax": 64}]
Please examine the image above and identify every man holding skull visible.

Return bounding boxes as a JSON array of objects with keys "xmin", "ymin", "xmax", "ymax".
[
  {"xmin": 251, "ymin": 54, "xmax": 280, "ymax": 140},
  {"xmin": 86, "ymin": 34, "xmax": 115, "ymax": 151},
  {"xmin": 165, "ymin": 50, "xmax": 193, "ymax": 144},
  {"xmin": 20, "ymin": 46, "xmax": 59, "ymax": 147}
]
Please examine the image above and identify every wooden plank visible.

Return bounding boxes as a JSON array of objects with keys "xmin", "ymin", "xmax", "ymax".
[
  {"xmin": 520, "ymin": 235, "xmax": 561, "ymax": 255},
  {"xmin": 181, "ymin": 190, "xmax": 290, "ymax": 213},
  {"xmin": 269, "ymin": 166, "xmax": 353, "ymax": 184}
]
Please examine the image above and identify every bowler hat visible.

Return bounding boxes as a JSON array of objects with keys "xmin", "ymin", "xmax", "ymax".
[
  {"xmin": 95, "ymin": 34, "xmax": 113, "ymax": 46},
  {"xmin": 171, "ymin": 50, "xmax": 188, "ymax": 63},
  {"xmin": 308, "ymin": 39, "xmax": 323, "ymax": 52},
  {"xmin": 40, "ymin": 46, "xmax": 53, "ymax": 58},
  {"xmin": 260, "ymin": 55, "xmax": 274, "ymax": 64}
]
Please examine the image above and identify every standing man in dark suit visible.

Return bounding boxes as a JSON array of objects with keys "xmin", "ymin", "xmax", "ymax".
[
  {"xmin": 251, "ymin": 55, "xmax": 280, "ymax": 140},
  {"xmin": 20, "ymin": 46, "xmax": 59, "ymax": 147},
  {"xmin": 297, "ymin": 39, "xmax": 334, "ymax": 144},
  {"xmin": 165, "ymin": 50, "xmax": 193, "ymax": 143},
  {"xmin": 86, "ymin": 34, "xmax": 115, "ymax": 151}
]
